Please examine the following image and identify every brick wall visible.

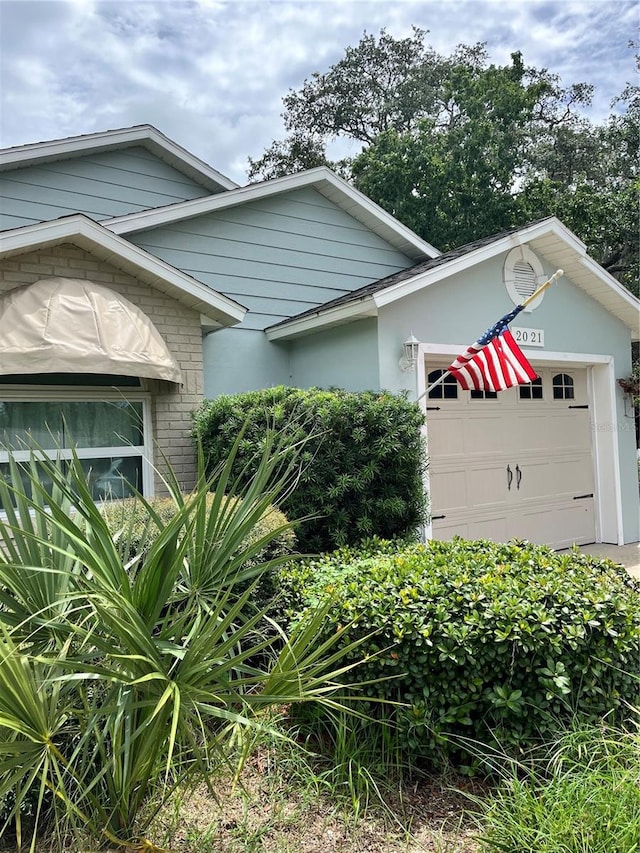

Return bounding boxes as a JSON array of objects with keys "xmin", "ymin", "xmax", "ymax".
[{"xmin": 0, "ymin": 243, "xmax": 204, "ymax": 493}]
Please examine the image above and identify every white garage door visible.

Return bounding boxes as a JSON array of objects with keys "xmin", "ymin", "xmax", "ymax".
[{"xmin": 426, "ymin": 365, "xmax": 595, "ymax": 549}]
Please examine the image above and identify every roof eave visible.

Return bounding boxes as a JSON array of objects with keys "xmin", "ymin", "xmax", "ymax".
[
  {"xmin": 0, "ymin": 215, "xmax": 246, "ymax": 328},
  {"xmin": 266, "ymin": 297, "xmax": 378, "ymax": 341},
  {"xmin": 0, "ymin": 125, "xmax": 239, "ymax": 192},
  {"xmin": 269, "ymin": 217, "xmax": 640, "ymax": 341},
  {"xmin": 104, "ymin": 167, "xmax": 440, "ymax": 262}
]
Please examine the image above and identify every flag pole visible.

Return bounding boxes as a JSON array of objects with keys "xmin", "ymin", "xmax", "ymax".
[
  {"xmin": 520, "ymin": 268, "xmax": 564, "ymax": 309},
  {"xmin": 415, "ymin": 268, "xmax": 564, "ymax": 404}
]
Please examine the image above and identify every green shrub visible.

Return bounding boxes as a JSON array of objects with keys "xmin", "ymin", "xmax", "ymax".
[
  {"xmin": 192, "ymin": 387, "xmax": 427, "ymax": 552},
  {"xmin": 277, "ymin": 539, "xmax": 640, "ymax": 769},
  {"xmin": 0, "ymin": 436, "xmax": 369, "ymax": 850},
  {"xmin": 102, "ymin": 493, "xmax": 296, "ymax": 613},
  {"xmin": 102, "ymin": 492, "xmax": 296, "ymax": 568}
]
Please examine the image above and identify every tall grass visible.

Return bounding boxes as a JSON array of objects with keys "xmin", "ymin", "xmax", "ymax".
[
  {"xmin": 476, "ymin": 717, "xmax": 640, "ymax": 852},
  {"xmin": 0, "ymin": 430, "xmax": 373, "ymax": 852}
]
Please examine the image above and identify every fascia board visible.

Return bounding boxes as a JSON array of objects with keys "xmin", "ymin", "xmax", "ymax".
[
  {"xmin": 105, "ymin": 170, "xmax": 317, "ymax": 233},
  {"xmin": 313, "ymin": 171, "xmax": 441, "ymax": 258},
  {"xmin": 373, "ymin": 220, "xmax": 584, "ymax": 308},
  {"xmin": 514, "ymin": 217, "xmax": 587, "ymax": 253},
  {"xmin": 266, "ymin": 297, "xmax": 377, "ymax": 341},
  {"xmin": 373, "ymin": 219, "xmax": 639, "ymax": 339},
  {"xmin": 0, "ymin": 216, "xmax": 246, "ymax": 326},
  {"xmin": 104, "ymin": 167, "xmax": 440, "ymax": 260},
  {"xmin": 579, "ymin": 255, "xmax": 640, "ymax": 309},
  {"xmin": 0, "ymin": 125, "xmax": 238, "ymax": 191},
  {"xmin": 373, "ymin": 234, "xmax": 522, "ymax": 308}
]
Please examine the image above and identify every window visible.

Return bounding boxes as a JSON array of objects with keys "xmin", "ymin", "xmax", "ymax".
[
  {"xmin": 470, "ymin": 389, "xmax": 498, "ymax": 400},
  {"xmin": 427, "ymin": 369, "xmax": 458, "ymax": 399},
  {"xmin": 519, "ymin": 377, "xmax": 543, "ymax": 399},
  {"xmin": 0, "ymin": 391, "xmax": 151, "ymax": 508},
  {"xmin": 503, "ymin": 246, "xmax": 545, "ymax": 311},
  {"xmin": 552, "ymin": 373, "xmax": 574, "ymax": 400}
]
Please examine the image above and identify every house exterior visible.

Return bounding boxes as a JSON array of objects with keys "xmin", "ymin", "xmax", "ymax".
[{"xmin": 1, "ymin": 125, "xmax": 638, "ymax": 548}]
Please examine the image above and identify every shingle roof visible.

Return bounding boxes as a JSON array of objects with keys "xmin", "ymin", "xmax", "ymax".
[{"xmin": 266, "ymin": 220, "xmax": 551, "ymax": 331}]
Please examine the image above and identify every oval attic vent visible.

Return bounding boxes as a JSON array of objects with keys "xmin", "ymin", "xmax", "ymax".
[
  {"xmin": 513, "ymin": 260, "xmax": 537, "ymax": 300},
  {"xmin": 503, "ymin": 246, "xmax": 545, "ymax": 311}
]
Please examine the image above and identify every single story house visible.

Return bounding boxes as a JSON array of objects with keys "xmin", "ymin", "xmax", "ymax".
[{"xmin": 0, "ymin": 125, "xmax": 638, "ymax": 548}]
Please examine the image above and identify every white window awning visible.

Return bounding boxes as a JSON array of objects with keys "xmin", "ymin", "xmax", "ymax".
[{"xmin": 0, "ymin": 277, "xmax": 182, "ymax": 384}]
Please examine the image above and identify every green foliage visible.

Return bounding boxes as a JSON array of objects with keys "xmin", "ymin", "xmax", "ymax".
[
  {"xmin": 352, "ymin": 50, "xmax": 547, "ymax": 251},
  {"xmin": 192, "ymin": 387, "xmax": 427, "ymax": 553},
  {"xmin": 101, "ymin": 492, "xmax": 296, "ymax": 571},
  {"xmin": 247, "ymin": 26, "xmax": 443, "ymax": 180},
  {"xmin": 249, "ymin": 27, "xmax": 638, "ymax": 296},
  {"xmin": 276, "ymin": 539, "xmax": 640, "ymax": 769},
  {"xmin": 0, "ymin": 433, "xmax": 370, "ymax": 850},
  {"xmin": 477, "ymin": 721, "xmax": 640, "ymax": 852}
]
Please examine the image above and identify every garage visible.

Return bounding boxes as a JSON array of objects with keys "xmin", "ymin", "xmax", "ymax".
[{"xmin": 425, "ymin": 363, "xmax": 596, "ymax": 549}]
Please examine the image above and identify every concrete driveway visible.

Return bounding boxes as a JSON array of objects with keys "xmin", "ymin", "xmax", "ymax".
[{"xmin": 572, "ymin": 542, "xmax": 640, "ymax": 579}]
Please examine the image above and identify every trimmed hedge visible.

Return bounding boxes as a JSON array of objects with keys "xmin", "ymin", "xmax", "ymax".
[
  {"xmin": 276, "ymin": 538, "xmax": 640, "ymax": 768},
  {"xmin": 192, "ymin": 387, "xmax": 427, "ymax": 552}
]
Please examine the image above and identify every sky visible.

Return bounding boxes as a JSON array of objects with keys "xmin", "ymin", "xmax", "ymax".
[{"xmin": 0, "ymin": 0, "xmax": 637, "ymax": 185}]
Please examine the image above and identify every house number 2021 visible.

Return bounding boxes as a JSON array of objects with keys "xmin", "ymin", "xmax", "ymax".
[{"xmin": 511, "ymin": 327, "xmax": 544, "ymax": 347}]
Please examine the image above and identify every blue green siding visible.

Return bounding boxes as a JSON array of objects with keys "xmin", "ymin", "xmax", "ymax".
[
  {"xmin": 129, "ymin": 187, "xmax": 414, "ymax": 331},
  {"xmin": 0, "ymin": 147, "xmax": 212, "ymax": 230}
]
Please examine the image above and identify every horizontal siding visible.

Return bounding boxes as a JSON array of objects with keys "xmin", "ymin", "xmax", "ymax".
[
  {"xmin": 130, "ymin": 188, "xmax": 413, "ymax": 330},
  {"xmin": 0, "ymin": 147, "xmax": 212, "ymax": 230}
]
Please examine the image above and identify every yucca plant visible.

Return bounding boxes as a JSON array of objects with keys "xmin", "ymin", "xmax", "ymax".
[{"xmin": 0, "ymin": 428, "xmax": 374, "ymax": 851}]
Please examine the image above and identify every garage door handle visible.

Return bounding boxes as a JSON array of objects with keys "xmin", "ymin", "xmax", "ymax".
[
  {"xmin": 506, "ymin": 465, "xmax": 513, "ymax": 491},
  {"xmin": 516, "ymin": 464, "xmax": 522, "ymax": 490},
  {"xmin": 431, "ymin": 514, "xmax": 446, "ymax": 520},
  {"xmin": 573, "ymin": 493, "xmax": 593, "ymax": 500}
]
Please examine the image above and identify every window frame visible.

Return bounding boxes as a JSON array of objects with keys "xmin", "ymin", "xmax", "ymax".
[
  {"xmin": 519, "ymin": 377, "xmax": 544, "ymax": 400},
  {"xmin": 552, "ymin": 373, "xmax": 575, "ymax": 400},
  {"xmin": 427, "ymin": 369, "xmax": 459, "ymax": 400},
  {"xmin": 0, "ymin": 385, "xmax": 154, "ymax": 500},
  {"xmin": 470, "ymin": 389, "xmax": 498, "ymax": 400}
]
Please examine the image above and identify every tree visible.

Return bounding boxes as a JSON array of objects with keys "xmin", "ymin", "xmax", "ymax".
[
  {"xmin": 248, "ymin": 27, "xmax": 450, "ymax": 181},
  {"xmin": 518, "ymin": 77, "xmax": 639, "ymax": 296},
  {"xmin": 351, "ymin": 50, "xmax": 577, "ymax": 250},
  {"xmin": 248, "ymin": 29, "xmax": 638, "ymax": 296}
]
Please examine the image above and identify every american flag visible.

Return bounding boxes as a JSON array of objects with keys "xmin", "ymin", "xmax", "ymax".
[{"xmin": 447, "ymin": 304, "xmax": 538, "ymax": 392}]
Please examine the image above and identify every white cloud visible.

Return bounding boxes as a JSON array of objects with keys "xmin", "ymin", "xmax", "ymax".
[{"xmin": 0, "ymin": 0, "xmax": 636, "ymax": 183}]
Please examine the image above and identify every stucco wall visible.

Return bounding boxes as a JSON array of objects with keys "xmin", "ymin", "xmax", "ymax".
[
  {"xmin": 289, "ymin": 318, "xmax": 380, "ymax": 391},
  {"xmin": 0, "ymin": 244, "xmax": 204, "ymax": 493}
]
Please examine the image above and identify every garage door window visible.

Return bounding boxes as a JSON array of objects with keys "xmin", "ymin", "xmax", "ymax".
[
  {"xmin": 470, "ymin": 389, "xmax": 498, "ymax": 400},
  {"xmin": 552, "ymin": 373, "xmax": 574, "ymax": 400},
  {"xmin": 519, "ymin": 377, "xmax": 543, "ymax": 399},
  {"xmin": 427, "ymin": 370, "xmax": 458, "ymax": 399}
]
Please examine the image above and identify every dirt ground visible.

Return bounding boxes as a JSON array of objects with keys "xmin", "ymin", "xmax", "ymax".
[
  {"xmin": 149, "ymin": 754, "xmax": 487, "ymax": 853},
  {"xmin": 3, "ymin": 751, "xmax": 488, "ymax": 853}
]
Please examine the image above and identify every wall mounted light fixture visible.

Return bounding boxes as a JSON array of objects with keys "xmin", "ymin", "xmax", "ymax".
[{"xmin": 399, "ymin": 334, "xmax": 420, "ymax": 371}]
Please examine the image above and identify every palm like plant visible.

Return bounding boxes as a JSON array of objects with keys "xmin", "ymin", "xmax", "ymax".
[{"xmin": 0, "ymin": 430, "xmax": 367, "ymax": 851}]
